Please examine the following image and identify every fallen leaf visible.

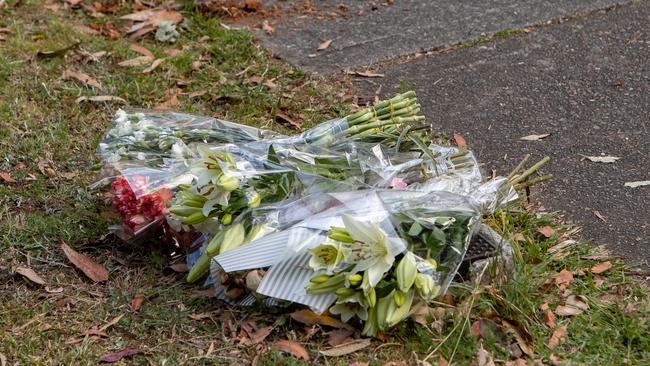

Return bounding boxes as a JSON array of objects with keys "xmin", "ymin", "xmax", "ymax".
[
  {"xmin": 273, "ymin": 340, "xmax": 310, "ymax": 361},
  {"xmin": 154, "ymin": 88, "xmax": 181, "ymax": 110},
  {"xmin": 327, "ymin": 328, "xmax": 354, "ymax": 346},
  {"xmin": 591, "ymin": 261, "xmax": 612, "ymax": 274},
  {"xmin": 191, "ymin": 60, "xmax": 202, "ymax": 71},
  {"xmin": 1, "ymin": 352, "xmax": 6, "ymax": 366},
  {"xmin": 566, "ymin": 295, "xmax": 589, "ymax": 311},
  {"xmin": 241, "ymin": 326, "xmax": 274, "ymax": 345},
  {"xmin": 99, "ymin": 314, "xmax": 124, "ymax": 332},
  {"xmin": 553, "ymin": 269, "xmax": 573, "ymax": 289},
  {"xmin": 289, "ymin": 309, "xmax": 348, "ymax": 329},
  {"xmin": 62, "ymin": 70, "xmax": 101, "ymax": 88},
  {"xmin": 84, "ymin": 328, "xmax": 108, "ymax": 337},
  {"xmin": 76, "ymin": 95, "xmax": 126, "ymax": 104},
  {"xmin": 318, "ymin": 39, "xmax": 333, "ymax": 50},
  {"xmin": 547, "ymin": 326, "xmax": 566, "ymax": 348},
  {"xmin": 188, "ymin": 312, "xmax": 213, "ymax": 320},
  {"xmin": 511, "ymin": 233, "xmax": 526, "ymax": 242},
  {"xmin": 15, "ymin": 267, "xmax": 46, "ymax": 285},
  {"xmin": 130, "ymin": 295, "xmax": 145, "ymax": 312},
  {"xmin": 118, "ymin": 55, "xmax": 154, "ymax": 67},
  {"xmin": 120, "ymin": 9, "xmax": 158, "ymax": 21},
  {"xmin": 543, "ymin": 309, "xmax": 556, "ymax": 328},
  {"xmin": 501, "ymin": 320, "xmax": 533, "ymax": 356},
  {"xmin": 99, "ymin": 348, "xmax": 142, "ymax": 363},
  {"xmin": 345, "ymin": 70, "xmax": 384, "ymax": 78},
  {"xmin": 537, "ymin": 226, "xmax": 555, "ymax": 238},
  {"xmin": 555, "ymin": 305, "xmax": 583, "ymax": 316},
  {"xmin": 45, "ymin": 286, "xmax": 63, "ymax": 293},
  {"xmin": 319, "ymin": 338, "xmax": 371, "ymax": 357},
  {"xmin": 582, "ymin": 155, "xmax": 620, "ymax": 163},
  {"xmin": 349, "ymin": 363, "xmax": 369, "ymax": 366},
  {"xmin": 0, "ymin": 172, "xmax": 16, "ymax": 183},
  {"xmin": 143, "ymin": 58, "xmax": 164, "ymax": 73},
  {"xmin": 547, "ymin": 239, "xmax": 576, "ymax": 254},
  {"xmin": 476, "ymin": 342, "xmax": 496, "ymax": 366},
  {"xmin": 262, "ymin": 20, "xmax": 274, "ymax": 34},
  {"xmin": 167, "ymin": 263, "xmax": 188, "ymax": 273},
  {"xmin": 60, "ymin": 242, "xmax": 108, "ymax": 282},
  {"xmin": 624, "ymin": 180, "xmax": 650, "ymax": 188},
  {"xmin": 411, "ymin": 305, "xmax": 434, "ymax": 325},
  {"xmin": 36, "ymin": 42, "xmax": 80, "ymax": 59},
  {"xmin": 275, "ymin": 112, "xmax": 302, "ymax": 130},
  {"xmin": 453, "ymin": 132, "xmax": 467, "ymax": 147},
  {"xmin": 520, "ymin": 133, "xmax": 550, "ymax": 141},
  {"xmin": 129, "ymin": 44, "xmax": 154, "ymax": 58},
  {"xmin": 0, "ymin": 27, "xmax": 12, "ymax": 34},
  {"xmin": 593, "ymin": 210, "xmax": 607, "ymax": 222},
  {"xmin": 263, "ymin": 79, "xmax": 277, "ymax": 89}
]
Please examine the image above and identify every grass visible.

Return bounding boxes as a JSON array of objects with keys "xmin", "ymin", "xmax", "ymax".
[{"xmin": 1, "ymin": 1, "xmax": 648, "ymax": 365}]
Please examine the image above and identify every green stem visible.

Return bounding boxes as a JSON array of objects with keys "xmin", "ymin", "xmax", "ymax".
[{"xmin": 510, "ymin": 156, "xmax": 550, "ymax": 185}]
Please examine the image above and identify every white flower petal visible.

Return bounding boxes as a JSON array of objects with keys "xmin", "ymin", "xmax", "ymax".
[{"xmin": 342, "ymin": 214, "xmax": 383, "ymax": 244}]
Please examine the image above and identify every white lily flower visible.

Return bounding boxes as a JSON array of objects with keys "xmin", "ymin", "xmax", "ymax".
[
  {"xmin": 308, "ymin": 242, "xmax": 350, "ymax": 273},
  {"xmin": 342, "ymin": 214, "xmax": 404, "ymax": 288},
  {"xmin": 329, "ymin": 293, "xmax": 368, "ymax": 322}
]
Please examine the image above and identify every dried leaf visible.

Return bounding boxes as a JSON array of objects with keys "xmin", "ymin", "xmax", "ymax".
[
  {"xmin": 118, "ymin": 55, "xmax": 154, "ymax": 67},
  {"xmin": 99, "ymin": 314, "xmax": 124, "ymax": 332},
  {"xmin": 242, "ymin": 326, "xmax": 273, "ymax": 345},
  {"xmin": 453, "ymin": 132, "xmax": 467, "ymax": 147},
  {"xmin": 130, "ymin": 295, "xmax": 145, "ymax": 312},
  {"xmin": 501, "ymin": 320, "xmax": 533, "ymax": 356},
  {"xmin": 537, "ymin": 226, "xmax": 555, "ymax": 238},
  {"xmin": 143, "ymin": 58, "xmax": 164, "ymax": 73},
  {"xmin": 262, "ymin": 20, "xmax": 274, "ymax": 34},
  {"xmin": 520, "ymin": 133, "xmax": 550, "ymax": 141},
  {"xmin": 289, "ymin": 309, "xmax": 348, "ymax": 329},
  {"xmin": 45, "ymin": 286, "xmax": 63, "ymax": 293},
  {"xmin": 76, "ymin": 95, "xmax": 126, "ymax": 104},
  {"xmin": 263, "ymin": 79, "xmax": 277, "ymax": 89},
  {"xmin": 154, "ymin": 89, "xmax": 181, "ymax": 110},
  {"xmin": 99, "ymin": 348, "xmax": 142, "ymax": 363},
  {"xmin": 593, "ymin": 210, "xmax": 607, "ymax": 222},
  {"xmin": 60, "ymin": 242, "xmax": 108, "ymax": 282},
  {"xmin": 624, "ymin": 180, "xmax": 650, "ymax": 188},
  {"xmin": 275, "ymin": 112, "xmax": 302, "ymax": 130},
  {"xmin": 346, "ymin": 70, "xmax": 384, "ymax": 78},
  {"xmin": 318, "ymin": 39, "xmax": 332, "ymax": 50},
  {"xmin": 582, "ymin": 155, "xmax": 620, "ymax": 163},
  {"xmin": 191, "ymin": 60, "xmax": 202, "ymax": 71},
  {"xmin": 36, "ymin": 42, "xmax": 80, "ymax": 59},
  {"xmin": 547, "ymin": 239, "xmax": 576, "ymax": 254},
  {"xmin": 167, "ymin": 263, "xmax": 188, "ymax": 273},
  {"xmin": 476, "ymin": 342, "xmax": 496, "ymax": 366},
  {"xmin": 566, "ymin": 295, "xmax": 589, "ymax": 310},
  {"xmin": 62, "ymin": 70, "xmax": 101, "ymax": 88},
  {"xmin": 120, "ymin": 9, "xmax": 158, "ymax": 21},
  {"xmin": 129, "ymin": 44, "xmax": 154, "ymax": 58},
  {"xmin": 547, "ymin": 326, "xmax": 566, "ymax": 348},
  {"xmin": 591, "ymin": 261, "xmax": 612, "ymax": 274},
  {"xmin": 543, "ymin": 309, "xmax": 556, "ymax": 328},
  {"xmin": 188, "ymin": 312, "xmax": 213, "ymax": 320},
  {"xmin": 327, "ymin": 328, "xmax": 354, "ymax": 347},
  {"xmin": 84, "ymin": 328, "xmax": 108, "ymax": 337},
  {"xmin": 319, "ymin": 339, "xmax": 371, "ymax": 357},
  {"xmin": 555, "ymin": 305, "xmax": 583, "ymax": 316},
  {"xmin": 0, "ymin": 172, "xmax": 16, "ymax": 183},
  {"xmin": 15, "ymin": 267, "xmax": 46, "ymax": 285},
  {"xmin": 553, "ymin": 269, "xmax": 573, "ymax": 289},
  {"xmin": 273, "ymin": 340, "xmax": 310, "ymax": 360},
  {"xmin": 511, "ymin": 233, "xmax": 526, "ymax": 242}
]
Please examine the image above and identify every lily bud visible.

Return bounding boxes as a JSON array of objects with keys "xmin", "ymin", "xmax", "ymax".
[
  {"xmin": 414, "ymin": 273, "xmax": 435, "ymax": 300},
  {"xmin": 218, "ymin": 223, "xmax": 246, "ymax": 254},
  {"xmin": 393, "ymin": 290, "xmax": 406, "ymax": 306},
  {"xmin": 348, "ymin": 273, "xmax": 363, "ymax": 287},
  {"xmin": 216, "ymin": 175, "xmax": 239, "ymax": 191},
  {"xmin": 396, "ymin": 252, "xmax": 417, "ymax": 292},
  {"xmin": 220, "ymin": 213, "xmax": 232, "ymax": 225}
]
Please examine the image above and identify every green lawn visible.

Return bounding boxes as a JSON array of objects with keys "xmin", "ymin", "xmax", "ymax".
[{"xmin": 1, "ymin": 1, "xmax": 648, "ymax": 365}]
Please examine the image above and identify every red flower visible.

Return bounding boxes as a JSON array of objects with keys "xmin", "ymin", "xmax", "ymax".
[{"xmin": 111, "ymin": 176, "xmax": 172, "ymax": 235}]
